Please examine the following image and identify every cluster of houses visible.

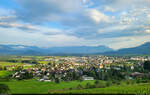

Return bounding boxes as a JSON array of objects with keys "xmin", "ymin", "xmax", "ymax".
[
  {"xmin": 10, "ymin": 56, "xmax": 150, "ymax": 82},
  {"xmin": 12, "ymin": 63, "xmax": 96, "ymax": 82}
]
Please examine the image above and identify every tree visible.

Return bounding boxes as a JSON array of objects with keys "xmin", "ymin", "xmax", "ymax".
[
  {"xmin": 31, "ymin": 60, "xmax": 38, "ymax": 64},
  {"xmin": 143, "ymin": 61, "xmax": 150, "ymax": 71},
  {"xmin": 76, "ymin": 84, "xmax": 83, "ymax": 90},
  {"xmin": 94, "ymin": 80, "xmax": 99, "ymax": 85},
  {"xmin": 85, "ymin": 82, "xmax": 91, "ymax": 89},
  {"xmin": 0, "ymin": 84, "xmax": 10, "ymax": 94},
  {"xmin": 15, "ymin": 66, "xmax": 23, "ymax": 71},
  {"xmin": 55, "ymin": 78, "xmax": 60, "ymax": 84},
  {"xmin": 106, "ymin": 81, "xmax": 112, "ymax": 87}
]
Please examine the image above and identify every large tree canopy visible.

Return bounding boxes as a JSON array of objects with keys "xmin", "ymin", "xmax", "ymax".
[
  {"xmin": 0, "ymin": 84, "xmax": 10, "ymax": 94},
  {"xmin": 143, "ymin": 61, "xmax": 150, "ymax": 71}
]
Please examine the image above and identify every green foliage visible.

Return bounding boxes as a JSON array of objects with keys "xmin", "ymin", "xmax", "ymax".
[
  {"xmin": 0, "ymin": 80, "xmax": 95, "ymax": 94},
  {"xmin": 0, "ymin": 84, "xmax": 10, "ymax": 94},
  {"xmin": 112, "ymin": 80, "xmax": 121, "ymax": 85},
  {"xmin": 106, "ymin": 81, "xmax": 112, "ymax": 87},
  {"xmin": 76, "ymin": 84, "xmax": 83, "ymax": 90},
  {"xmin": 95, "ymin": 81, "xmax": 107, "ymax": 88},
  {"xmin": 55, "ymin": 78, "xmax": 60, "ymax": 84},
  {"xmin": 94, "ymin": 80, "xmax": 99, "ymax": 85},
  {"xmin": 0, "ymin": 71, "xmax": 13, "ymax": 78},
  {"xmin": 1, "ymin": 79, "xmax": 150, "ymax": 94},
  {"xmin": 85, "ymin": 82, "xmax": 92, "ymax": 89},
  {"xmin": 144, "ymin": 61, "xmax": 150, "ymax": 71}
]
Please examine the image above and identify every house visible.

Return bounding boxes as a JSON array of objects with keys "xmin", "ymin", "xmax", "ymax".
[
  {"xmin": 130, "ymin": 72, "xmax": 144, "ymax": 78},
  {"xmin": 15, "ymin": 75, "xmax": 20, "ymax": 78},
  {"xmin": 82, "ymin": 75, "xmax": 94, "ymax": 80},
  {"xmin": 38, "ymin": 76, "xmax": 51, "ymax": 82},
  {"xmin": 131, "ymin": 66, "xmax": 134, "ymax": 70},
  {"xmin": 99, "ymin": 64, "xmax": 103, "ymax": 69}
]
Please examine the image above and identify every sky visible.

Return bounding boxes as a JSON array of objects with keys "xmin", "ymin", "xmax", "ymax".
[{"xmin": 0, "ymin": 0, "xmax": 150, "ymax": 50}]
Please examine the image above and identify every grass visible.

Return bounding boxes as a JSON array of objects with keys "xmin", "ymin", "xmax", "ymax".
[
  {"xmin": 51, "ymin": 83, "xmax": 150, "ymax": 94},
  {"xmin": 38, "ymin": 61, "xmax": 49, "ymax": 64},
  {"xmin": 0, "ymin": 62, "xmax": 33, "ymax": 70},
  {"xmin": 0, "ymin": 79, "xmax": 95, "ymax": 94},
  {"xmin": 0, "ymin": 71, "xmax": 12, "ymax": 78},
  {"xmin": 0, "ymin": 62, "xmax": 22, "ymax": 66},
  {"xmin": 1, "ymin": 79, "xmax": 150, "ymax": 94},
  {"xmin": 0, "ymin": 76, "xmax": 150, "ymax": 94}
]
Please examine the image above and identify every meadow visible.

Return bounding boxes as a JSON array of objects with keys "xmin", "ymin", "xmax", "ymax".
[
  {"xmin": 56, "ymin": 83, "xmax": 150, "ymax": 94},
  {"xmin": 0, "ymin": 71, "xmax": 12, "ymax": 78},
  {"xmin": 0, "ymin": 61, "xmax": 33, "ymax": 70},
  {"xmin": 1, "ymin": 79, "xmax": 150, "ymax": 94},
  {"xmin": 0, "ymin": 62, "xmax": 22, "ymax": 66},
  {"xmin": 0, "ymin": 80, "xmax": 95, "ymax": 94}
]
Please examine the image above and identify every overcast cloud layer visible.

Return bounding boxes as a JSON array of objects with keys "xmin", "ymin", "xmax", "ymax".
[{"xmin": 0, "ymin": 0, "xmax": 150, "ymax": 49}]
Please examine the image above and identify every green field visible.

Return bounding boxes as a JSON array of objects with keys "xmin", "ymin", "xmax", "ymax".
[
  {"xmin": 0, "ymin": 80, "xmax": 95, "ymax": 94},
  {"xmin": 0, "ymin": 71, "xmax": 13, "ymax": 78},
  {"xmin": 0, "ymin": 62, "xmax": 22, "ymax": 66},
  {"xmin": 1, "ymin": 79, "xmax": 150, "ymax": 94},
  {"xmin": 58, "ymin": 83, "xmax": 150, "ymax": 94},
  {"xmin": 38, "ymin": 61, "xmax": 49, "ymax": 64},
  {"xmin": 0, "ymin": 62, "xmax": 33, "ymax": 70}
]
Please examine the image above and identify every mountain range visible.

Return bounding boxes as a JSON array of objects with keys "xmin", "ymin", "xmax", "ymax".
[
  {"xmin": 0, "ymin": 44, "xmax": 113, "ymax": 55},
  {"xmin": 0, "ymin": 42, "xmax": 150, "ymax": 55},
  {"xmin": 103, "ymin": 42, "xmax": 150, "ymax": 55}
]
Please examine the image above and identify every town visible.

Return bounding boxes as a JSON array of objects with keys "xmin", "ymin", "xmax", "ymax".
[
  {"xmin": 1, "ymin": 55, "xmax": 150, "ymax": 94},
  {"xmin": 0, "ymin": 56, "xmax": 149, "ymax": 82}
]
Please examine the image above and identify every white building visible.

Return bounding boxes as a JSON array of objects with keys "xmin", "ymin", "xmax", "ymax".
[{"xmin": 82, "ymin": 75, "xmax": 94, "ymax": 80}]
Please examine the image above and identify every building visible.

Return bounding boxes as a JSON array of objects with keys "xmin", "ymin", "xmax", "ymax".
[
  {"xmin": 99, "ymin": 64, "xmax": 103, "ymax": 69},
  {"xmin": 82, "ymin": 75, "xmax": 94, "ymax": 80}
]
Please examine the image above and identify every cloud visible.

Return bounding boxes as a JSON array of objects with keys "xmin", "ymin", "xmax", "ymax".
[
  {"xmin": 108, "ymin": 35, "xmax": 150, "ymax": 50},
  {"xmin": 0, "ymin": 27, "xmax": 104, "ymax": 48},
  {"xmin": 0, "ymin": 0, "xmax": 150, "ymax": 49},
  {"xmin": 14, "ymin": 0, "xmax": 86, "ymax": 23},
  {"xmin": 0, "ymin": 22, "xmax": 37, "ymax": 30},
  {"xmin": 86, "ymin": 9, "xmax": 110, "ymax": 23},
  {"xmin": 104, "ymin": 6, "xmax": 116, "ymax": 12},
  {"xmin": 146, "ymin": 30, "xmax": 150, "ymax": 33}
]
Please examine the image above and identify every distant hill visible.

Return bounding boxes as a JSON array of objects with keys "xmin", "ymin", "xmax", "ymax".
[
  {"xmin": 1, "ymin": 42, "xmax": 150, "ymax": 56},
  {"xmin": 0, "ymin": 44, "xmax": 113, "ymax": 55},
  {"xmin": 103, "ymin": 42, "xmax": 150, "ymax": 55},
  {"xmin": 0, "ymin": 45, "xmax": 43, "ymax": 55}
]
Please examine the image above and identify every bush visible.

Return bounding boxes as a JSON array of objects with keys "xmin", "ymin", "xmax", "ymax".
[
  {"xmin": 106, "ymin": 81, "xmax": 112, "ymax": 87},
  {"xmin": 116, "ymin": 82, "xmax": 121, "ymax": 85},
  {"xmin": 94, "ymin": 81, "xmax": 107, "ymax": 88},
  {"xmin": 131, "ymin": 80, "xmax": 135, "ymax": 85},
  {"xmin": 94, "ymin": 80, "xmax": 99, "ymax": 85},
  {"xmin": 126, "ymin": 80, "xmax": 130, "ymax": 85},
  {"xmin": 0, "ymin": 84, "xmax": 10, "ymax": 94},
  {"xmin": 112, "ymin": 80, "xmax": 120, "ymax": 85},
  {"xmin": 136, "ymin": 78, "xmax": 141, "ymax": 84},
  {"xmin": 0, "ymin": 77, "xmax": 10, "ymax": 82},
  {"xmin": 55, "ymin": 78, "xmax": 60, "ymax": 84},
  {"xmin": 69, "ymin": 87, "xmax": 73, "ymax": 90},
  {"xmin": 140, "ymin": 79, "xmax": 149, "ymax": 83},
  {"xmin": 96, "ymin": 83, "xmax": 106, "ymax": 88},
  {"xmin": 143, "ymin": 61, "xmax": 150, "ymax": 71},
  {"xmin": 76, "ymin": 84, "xmax": 83, "ymax": 90},
  {"xmin": 85, "ymin": 82, "xmax": 92, "ymax": 89}
]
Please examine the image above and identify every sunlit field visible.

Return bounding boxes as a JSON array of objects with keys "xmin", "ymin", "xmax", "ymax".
[{"xmin": 1, "ymin": 79, "xmax": 150, "ymax": 94}]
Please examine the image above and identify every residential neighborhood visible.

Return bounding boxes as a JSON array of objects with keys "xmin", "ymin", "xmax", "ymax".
[{"xmin": 3, "ymin": 55, "xmax": 148, "ymax": 83}]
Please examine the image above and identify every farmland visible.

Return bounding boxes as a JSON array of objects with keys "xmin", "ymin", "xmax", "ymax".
[
  {"xmin": 1, "ymin": 79, "xmax": 150, "ymax": 94},
  {"xmin": 0, "ymin": 80, "xmax": 95, "ymax": 94},
  {"xmin": 57, "ymin": 83, "xmax": 150, "ymax": 94},
  {"xmin": 0, "ymin": 71, "xmax": 12, "ymax": 78}
]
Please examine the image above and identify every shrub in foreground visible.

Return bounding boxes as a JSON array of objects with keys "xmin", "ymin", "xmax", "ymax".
[{"xmin": 0, "ymin": 84, "xmax": 10, "ymax": 94}]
